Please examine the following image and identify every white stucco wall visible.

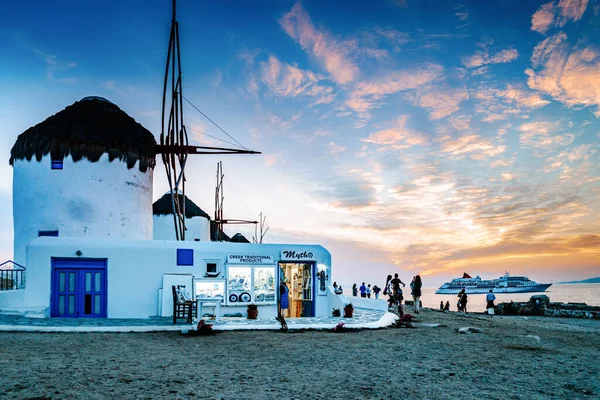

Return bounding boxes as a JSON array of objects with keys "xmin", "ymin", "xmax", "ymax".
[
  {"xmin": 153, "ymin": 214, "xmax": 210, "ymax": 241},
  {"xmin": 13, "ymin": 154, "xmax": 153, "ymax": 266},
  {"xmin": 328, "ymin": 288, "xmax": 388, "ymax": 312},
  {"xmin": 24, "ymin": 237, "xmax": 332, "ymax": 319}
]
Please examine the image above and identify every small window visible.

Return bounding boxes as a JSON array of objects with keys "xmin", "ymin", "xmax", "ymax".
[
  {"xmin": 39, "ymin": 230, "xmax": 59, "ymax": 237},
  {"xmin": 204, "ymin": 260, "xmax": 221, "ymax": 277},
  {"xmin": 51, "ymin": 160, "xmax": 63, "ymax": 170},
  {"xmin": 207, "ymin": 263, "xmax": 217, "ymax": 273},
  {"xmin": 177, "ymin": 249, "xmax": 194, "ymax": 266}
]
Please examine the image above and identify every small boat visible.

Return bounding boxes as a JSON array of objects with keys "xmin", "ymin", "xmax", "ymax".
[{"xmin": 435, "ymin": 272, "xmax": 552, "ymax": 294}]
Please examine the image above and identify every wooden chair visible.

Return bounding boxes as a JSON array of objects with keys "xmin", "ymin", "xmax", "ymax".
[{"xmin": 172, "ymin": 285, "xmax": 197, "ymax": 324}]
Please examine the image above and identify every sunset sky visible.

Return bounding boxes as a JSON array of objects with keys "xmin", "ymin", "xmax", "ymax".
[{"xmin": 1, "ymin": 0, "xmax": 599, "ymax": 286}]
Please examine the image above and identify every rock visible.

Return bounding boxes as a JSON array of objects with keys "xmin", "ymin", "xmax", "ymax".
[
  {"xmin": 530, "ymin": 295, "xmax": 550, "ymax": 306},
  {"xmin": 457, "ymin": 327, "xmax": 483, "ymax": 334}
]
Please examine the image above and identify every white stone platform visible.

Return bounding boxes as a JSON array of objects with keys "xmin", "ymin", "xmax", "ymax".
[{"xmin": 0, "ymin": 307, "xmax": 397, "ymax": 333}]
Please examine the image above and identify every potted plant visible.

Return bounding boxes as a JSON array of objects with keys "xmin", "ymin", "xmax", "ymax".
[
  {"xmin": 247, "ymin": 303, "xmax": 258, "ymax": 319},
  {"xmin": 332, "ymin": 308, "xmax": 341, "ymax": 317},
  {"xmin": 343, "ymin": 303, "xmax": 354, "ymax": 318}
]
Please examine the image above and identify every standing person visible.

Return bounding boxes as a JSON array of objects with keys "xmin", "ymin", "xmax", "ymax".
[
  {"xmin": 391, "ymin": 273, "xmax": 405, "ymax": 305},
  {"xmin": 359, "ymin": 282, "xmax": 367, "ymax": 298},
  {"xmin": 486, "ymin": 289, "xmax": 496, "ymax": 316},
  {"xmin": 444, "ymin": 301, "xmax": 450, "ymax": 311},
  {"xmin": 384, "ymin": 275, "xmax": 394, "ymax": 308},
  {"xmin": 333, "ymin": 282, "xmax": 338, "ymax": 290},
  {"xmin": 440, "ymin": 301, "xmax": 444, "ymax": 310},
  {"xmin": 457, "ymin": 288, "xmax": 465, "ymax": 311},
  {"xmin": 352, "ymin": 284, "xmax": 358, "ymax": 297},
  {"xmin": 366, "ymin": 284, "xmax": 372, "ymax": 298},
  {"xmin": 373, "ymin": 285, "xmax": 381, "ymax": 299},
  {"xmin": 460, "ymin": 290, "xmax": 468, "ymax": 313},
  {"xmin": 410, "ymin": 275, "xmax": 422, "ymax": 313}
]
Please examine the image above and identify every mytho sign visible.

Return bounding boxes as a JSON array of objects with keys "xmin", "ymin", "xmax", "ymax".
[
  {"xmin": 280, "ymin": 250, "xmax": 315, "ymax": 261},
  {"xmin": 227, "ymin": 255, "xmax": 274, "ymax": 264}
]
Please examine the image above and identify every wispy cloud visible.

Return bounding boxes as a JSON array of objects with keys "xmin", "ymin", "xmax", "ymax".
[
  {"xmin": 519, "ymin": 121, "xmax": 575, "ymax": 152},
  {"xmin": 374, "ymin": 27, "xmax": 410, "ymax": 52},
  {"xmin": 31, "ymin": 47, "xmax": 78, "ymax": 84},
  {"xmin": 345, "ymin": 63, "xmax": 443, "ymax": 113},
  {"xmin": 497, "ymin": 84, "xmax": 551, "ymax": 109},
  {"xmin": 462, "ymin": 45, "xmax": 519, "ymax": 69},
  {"xmin": 102, "ymin": 81, "xmax": 136, "ymax": 97},
  {"xmin": 361, "ymin": 116, "xmax": 429, "ymax": 149},
  {"xmin": 260, "ymin": 55, "xmax": 335, "ymax": 105},
  {"xmin": 526, "ymin": 32, "xmax": 600, "ymax": 116},
  {"xmin": 438, "ymin": 134, "xmax": 506, "ymax": 160},
  {"xmin": 264, "ymin": 152, "xmax": 284, "ymax": 167},
  {"xmin": 532, "ymin": 2, "xmax": 557, "ymax": 34},
  {"xmin": 407, "ymin": 86, "xmax": 469, "ymax": 120},
  {"xmin": 328, "ymin": 141, "xmax": 347, "ymax": 154},
  {"xmin": 531, "ymin": 0, "xmax": 589, "ymax": 34},
  {"xmin": 280, "ymin": 2, "xmax": 359, "ymax": 84}
]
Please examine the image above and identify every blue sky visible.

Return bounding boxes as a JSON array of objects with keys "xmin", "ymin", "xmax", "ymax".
[{"xmin": 1, "ymin": 0, "xmax": 599, "ymax": 286}]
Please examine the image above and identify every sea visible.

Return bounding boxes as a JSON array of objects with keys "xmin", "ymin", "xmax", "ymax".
[{"xmin": 344, "ymin": 284, "xmax": 600, "ymax": 312}]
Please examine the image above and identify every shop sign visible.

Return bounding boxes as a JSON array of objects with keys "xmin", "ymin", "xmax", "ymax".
[
  {"xmin": 280, "ymin": 250, "xmax": 316, "ymax": 261},
  {"xmin": 227, "ymin": 254, "xmax": 275, "ymax": 264}
]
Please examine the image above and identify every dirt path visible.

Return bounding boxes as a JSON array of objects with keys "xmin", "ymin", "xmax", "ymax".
[{"xmin": 1, "ymin": 310, "xmax": 598, "ymax": 399}]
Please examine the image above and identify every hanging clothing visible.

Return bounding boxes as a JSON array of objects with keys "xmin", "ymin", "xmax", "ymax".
[{"xmin": 280, "ymin": 284, "xmax": 289, "ymax": 310}]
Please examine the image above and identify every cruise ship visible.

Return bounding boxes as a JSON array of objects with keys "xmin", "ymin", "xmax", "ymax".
[{"xmin": 435, "ymin": 272, "xmax": 552, "ymax": 294}]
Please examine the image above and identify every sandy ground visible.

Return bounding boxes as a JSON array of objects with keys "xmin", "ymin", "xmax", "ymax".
[{"xmin": 1, "ymin": 310, "xmax": 598, "ymax": 400}]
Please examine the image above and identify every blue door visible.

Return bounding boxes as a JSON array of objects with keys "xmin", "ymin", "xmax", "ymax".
[{"xmin": 51, "ymin": 259, "xmax": 107, "ymax": 318}]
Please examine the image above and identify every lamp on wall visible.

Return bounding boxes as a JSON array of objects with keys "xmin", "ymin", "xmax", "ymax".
[{"xmin": 76, "ymin": 250, "xmax": 83, "ymax": 256}]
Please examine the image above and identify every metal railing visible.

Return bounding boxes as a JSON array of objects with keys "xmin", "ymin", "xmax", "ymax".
[{"xmin": 0, "ymin": 261, "xmax": 26, "ymax": 291}]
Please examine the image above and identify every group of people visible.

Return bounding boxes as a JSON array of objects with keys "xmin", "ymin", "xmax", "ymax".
[
  {"xmin": 345, "ymin": 274, "xmax": 423, "ymax": 314},
  {"xmin": 441, "ymin": 288, "xmax": 494, "ymax": 315},
  {"xmin": 382, "ymin": 273, "xmax": 423, "ymax": 314},
  {"xmin": 349, "ymin": 283, "xmax": 382, "ymax": 299}
]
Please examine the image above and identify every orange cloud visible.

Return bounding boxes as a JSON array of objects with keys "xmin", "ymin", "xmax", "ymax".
[
  {"xmin": 280, "ymin": 2, "xmax": 358, "ymax": 84},
  {"xmin": 526, "ymin": 32, "xmax": 600, "ymax": 116},
  {"xmin": 361, "ymin": 116, "xmax": 429, "ymax": 149},
  {"xmin": 260, "ymin": 55, "xmax": 335, "ymax": 105}
]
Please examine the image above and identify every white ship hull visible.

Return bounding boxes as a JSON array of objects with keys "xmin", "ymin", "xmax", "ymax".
[{"xmin": 435, "ymin": 283, "xmax": 552, "ymax": 295}]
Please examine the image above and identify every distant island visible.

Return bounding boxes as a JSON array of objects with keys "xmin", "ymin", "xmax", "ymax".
[{"xmin": 558, "ymin": 277, "xmax": 600, "ymax": 284}]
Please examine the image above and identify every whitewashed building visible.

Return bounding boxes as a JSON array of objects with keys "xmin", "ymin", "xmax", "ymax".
[
  {"xmin": 10, "ymin": 97, "xmax": 155, "ymax": 267},
  {"xmin": 2, "ymin": 97, "xmax": 335, "ymax": 321}
]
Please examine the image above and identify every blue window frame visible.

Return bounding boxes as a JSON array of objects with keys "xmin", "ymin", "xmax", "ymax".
[
  {"xmin": 51, "ymin": 159, "xmax": 63, "ymax": 170},
  {"xmin": 39, "ymin": 230, "xmax": 59, "ymax": 237},
  {"xmin": 177, "ymin": 249, "xmax": 194, "ymax": 266}
]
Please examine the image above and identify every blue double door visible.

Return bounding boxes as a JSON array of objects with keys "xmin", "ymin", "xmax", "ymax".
[{"xmin": 51, "ymin": 259, "xmax": 107, "ymax": 318}]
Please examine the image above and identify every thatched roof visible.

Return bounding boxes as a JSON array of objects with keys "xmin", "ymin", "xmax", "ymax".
[
  {"xmin": 230, "ymin": 233, "xmax": 251, "ymax": 243},
  {"xmin": 210, "ymin": 221, "xmax": 230, "ymax": 242},
  {"xmin": 153, "ymin": 192, "xmax": 210, "ymax": 219},
  {"xmin": 10, "ymin": 97, "xmax": 156, "ymax": 172}
]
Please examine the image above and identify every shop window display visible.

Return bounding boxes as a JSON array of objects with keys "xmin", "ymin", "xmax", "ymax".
[
  {"xmin": 227, "ymin": 265, "xmax": 276, "ymax": 305},
  {"xmin": 253, "ymin": 267, "xmax": 275, "ymax": 303},
  {"xmin": 194, "ymin": 279, "xmax": 225, "ymax": 304},
  {"xmin": 227, "ymin": 266, "xmax": 251, "ymax": 303}
]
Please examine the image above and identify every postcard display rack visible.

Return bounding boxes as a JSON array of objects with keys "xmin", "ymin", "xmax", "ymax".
[{"xmin": 225, "ymin": 255, "xmax": 276, "ymax": 306}]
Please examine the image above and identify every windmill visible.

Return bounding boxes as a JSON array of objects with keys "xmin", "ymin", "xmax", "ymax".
[
  {"xmin": 213, "ymin": 161, "xmax": 262, "ymax": 242},
  {"xmin": 156, "ymin": 0, "xmax": 260, "ymax": 240}
]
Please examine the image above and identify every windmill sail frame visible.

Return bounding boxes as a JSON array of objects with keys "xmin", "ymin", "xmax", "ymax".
[{"xmin": 159, "ymin": 0, "xmax": 260, "ymax": 241}]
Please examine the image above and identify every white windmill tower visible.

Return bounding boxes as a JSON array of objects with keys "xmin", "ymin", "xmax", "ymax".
[{"xmin": 10, "ymin": 96, "xmax": 157, "ymax": 266}]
